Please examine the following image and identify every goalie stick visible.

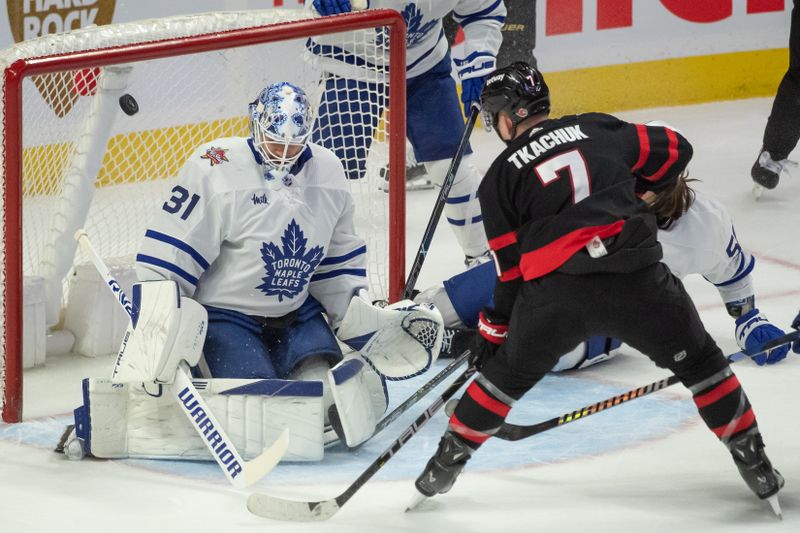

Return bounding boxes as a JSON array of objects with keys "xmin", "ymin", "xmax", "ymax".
[
  {"xmin": 247, "ymin": 357, "xmax": 477, "ymax": 521},
  {"xmin": 402, "ymin": 105, "xmax": 480, "ymax": 300},
  {"xmin": 74, "ymin": 229, "xmax": 288, "ymax": 489},
  {"xmin": 492, "ymin": 330, "xmax": 800, "ymax": 442}
]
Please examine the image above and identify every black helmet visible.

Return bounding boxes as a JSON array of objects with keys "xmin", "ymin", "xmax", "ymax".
[{"xmin": 479, "ymin": 62, "xmax": 550, "ymax": 131}]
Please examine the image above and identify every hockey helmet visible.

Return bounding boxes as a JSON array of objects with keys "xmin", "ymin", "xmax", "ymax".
[
  {"xmin": 249, "ymin": 82, "xmax": 314, "ymax": 184},
  {"xmin": 479, "ymin": 62, "xmax": 550, "ymax": 132}
]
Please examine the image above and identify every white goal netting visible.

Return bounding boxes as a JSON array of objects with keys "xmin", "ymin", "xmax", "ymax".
[{"xmin": 0, "ymin": 9, "xmax": 406, "ymax": 422}]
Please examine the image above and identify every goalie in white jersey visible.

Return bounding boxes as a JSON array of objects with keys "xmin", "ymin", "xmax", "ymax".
[
  {"xmin": 66, "ymin": 83, "xmax": 444, "ymax": 465},
  {"xmin": 308, "ymin": 0, "xmax": 507, "ymax": 264},
  {"xmin": 419, "ymin": 174, "xmax": 790, "ymax": 369}
]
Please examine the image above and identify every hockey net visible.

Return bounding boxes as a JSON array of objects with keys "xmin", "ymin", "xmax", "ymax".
[{"xmin": 0, "ymin": 9, "xmax": 407, "ymax": 422}]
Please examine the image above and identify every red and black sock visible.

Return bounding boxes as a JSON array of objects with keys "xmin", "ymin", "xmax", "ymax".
[
  {"xmin": 448, "ymin": 375, "xmax": 515, "ymax": 450},
  {"xmin": 690, "ymin": 367, "xmax": 758, "ymax": 445}
]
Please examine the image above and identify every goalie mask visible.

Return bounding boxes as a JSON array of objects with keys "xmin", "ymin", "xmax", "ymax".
[{"xmin": 249, "ymin": 82, "xmax": 314, "ymax": 186}]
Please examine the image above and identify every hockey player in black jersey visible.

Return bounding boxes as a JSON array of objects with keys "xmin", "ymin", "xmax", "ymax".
[{"xmin": 411, "ymin": 62, "xmax": 785, "ymax": 516}]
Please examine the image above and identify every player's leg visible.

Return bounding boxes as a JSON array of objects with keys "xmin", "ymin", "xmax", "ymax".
[
  {"xmin": 600, "ymin": 263, "xmax": 784, "ymax": 503},
  {"xmin": 313, "ymin": 74, "xmax": 384, "ymax": 181},
  {"xmin": 406, "ymin": 54, "xmax": 488, "ymax": 260},
  {"xmin": 201, "ymin": 306, "xmax": 278, "ymax": 378},
  {"xmin": 753, "ymin": 0, "xmax": 800, "ymax": 190}
]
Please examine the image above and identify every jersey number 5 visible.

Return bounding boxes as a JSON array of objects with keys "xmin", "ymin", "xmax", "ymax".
[
  {"xmin": 534, "ymin": 149, "xmax": 591, "ymax": 204},
  {"xmin": 163, "ymin": 185, "xmax": 200, "ymax": 220}
]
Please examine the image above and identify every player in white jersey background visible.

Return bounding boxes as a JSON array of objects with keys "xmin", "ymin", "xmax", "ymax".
[
  {"xmin": 308, "ymin": 0, "xmax": 507, "ymax": 263},
  {"xmin": 417, "ymin": 172, "xmax": 791, "ymax": 369},
  {"xmin": 136, "ymin": 82, "xmax": 369, "ymax": 382}
]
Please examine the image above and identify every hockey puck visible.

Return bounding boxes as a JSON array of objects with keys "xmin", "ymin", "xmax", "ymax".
[{"xmin": 119, "ymin": 93, "xmax": 139, "ymax": 116}]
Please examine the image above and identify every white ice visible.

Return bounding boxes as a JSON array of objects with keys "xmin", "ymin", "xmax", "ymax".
[{"xmin": 2, "ymin": 98, "xmax": 800, "ymax": 532}]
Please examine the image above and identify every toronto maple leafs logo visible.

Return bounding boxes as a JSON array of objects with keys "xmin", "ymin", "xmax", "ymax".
[
  {"xmin": 257, "ymin": 219, "xmax": 324, "ymax": 301},
  {"xmin": 402, "ymin": 4, "xmax": 438, "ymax": 47}
]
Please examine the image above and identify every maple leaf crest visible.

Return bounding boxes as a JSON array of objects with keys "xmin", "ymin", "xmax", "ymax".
[
  {"xmin": 256, "ymin": 219, "xmax": 324, "ymax": 301},
  {"xmin": 402, "ymin": 4, "xmax": 438, "ymax": 47}
]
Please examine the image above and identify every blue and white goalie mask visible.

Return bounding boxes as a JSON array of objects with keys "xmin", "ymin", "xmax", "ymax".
[{"xmin": 249, "ymin": 82, "xmax": 314, "ymax": 185}]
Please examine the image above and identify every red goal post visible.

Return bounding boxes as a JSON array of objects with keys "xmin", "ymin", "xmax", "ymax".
[{"xmin": 1, "ymin": 9, "xmax": 407, "ymax": 423}]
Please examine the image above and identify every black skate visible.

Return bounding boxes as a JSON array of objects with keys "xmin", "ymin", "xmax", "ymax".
[
  {"xmin": 411, "ymin": 432, "xmax": 473, "ymax": 508},
  {"xmin": 728, "ymin": 431, "xmax": 784, "ymax": 517},
  {"xmin": 751, "ymin": 150, "xmax": 797, "ymax": 199}
]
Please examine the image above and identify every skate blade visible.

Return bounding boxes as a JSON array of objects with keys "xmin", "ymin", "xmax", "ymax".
[
  {"xmin": 766, "ymin": 494, "xmax": 782, "ymax": 520},
  {"xmin": 752, "ymin": 183, "xmax": 764, "ymax": 200},
  {"xmin": 405, "ymin": 490, "xmax": 429, "ymax": 512}
]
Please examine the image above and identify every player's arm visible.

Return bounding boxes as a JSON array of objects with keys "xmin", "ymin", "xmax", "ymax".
[
  {"xmin": 615, "ymin": 118, "xmax": 694, "ymax": 193},
  {"xmin": 135, "ymin": 149, "xmax": 223, "ymax": 297},
  {"xmin": 452, "ymin": 0, "xmax": 508, "ymax": 113}
]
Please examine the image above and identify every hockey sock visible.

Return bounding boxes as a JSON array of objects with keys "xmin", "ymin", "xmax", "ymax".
[
  {"xmin": 447, "ymin": 374, "xmax": 515, "ymax": 450},
  {"xmin": 690, "ymin": 367, "xmax": 758, "ymax": 445}
]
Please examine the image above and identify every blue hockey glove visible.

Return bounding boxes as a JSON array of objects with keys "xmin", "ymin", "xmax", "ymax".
[
  {"xmin": 792, "ymin": 309, "xmax": 800, "ymax": 354},
  {"xmin": 735, "ymin": 309, "xmax": 790, "ymax": 365},
  {"xmin": 312, "ymin": 0, "xmax": 354, "ymax": 16},
  {"xmin": 454, "ymin": 52, "xmax": 496, "ymax": 115}
]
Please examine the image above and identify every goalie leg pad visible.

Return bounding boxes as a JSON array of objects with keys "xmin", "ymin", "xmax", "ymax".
[
  {"xmin": 76, "ymin": 377, "xmax": 326, "ymax": 462},
  {"xmin": 328, "ymin": 356, "xmax": 388, "ymax": 447}
]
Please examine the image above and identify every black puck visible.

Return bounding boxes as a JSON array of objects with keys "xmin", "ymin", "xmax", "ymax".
[{"xmin": 119, "ymin": 93, "xmax": 139, "ymax": 116}]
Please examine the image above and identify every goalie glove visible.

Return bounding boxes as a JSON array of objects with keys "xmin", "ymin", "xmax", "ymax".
[
  {"xmin": 735, "ymin": 308, "xmax": 789, "ymax": 365},
  {"xmin": 337, "ymin": 290, "xmax": 444, "ymax": 380}
]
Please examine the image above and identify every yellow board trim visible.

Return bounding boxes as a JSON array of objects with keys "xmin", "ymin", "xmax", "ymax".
[{"xmin": 545, "ymin": 48, "xmax": 788, "ymax": 116}]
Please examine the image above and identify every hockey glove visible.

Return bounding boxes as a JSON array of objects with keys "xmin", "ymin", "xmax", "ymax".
[
  {"xmin": 313, "ymin": 0, "xmax": 355, "ymax": 16},
  {"xmin": 792, "ymin": 309, "xmax": 800, "ymax": 354},
  {"xmin": 469, "ymin": 310, "xmax": 508, "ymax": 370},
  {"xmin": 735, "ymin": 308, "xmax": 790, "ymax": 365},
  {"xmin": 454, "ymin": 52, "xmax": 497, "ymax": 115}
]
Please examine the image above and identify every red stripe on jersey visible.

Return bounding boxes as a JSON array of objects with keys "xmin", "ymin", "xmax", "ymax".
[
  {"xmin": 448, "ymin": 414, "xmax": 492, "ymax": 444},
  {"xmin": 641, "ymin": 128, "xmax": 679, "ymax": 182},
  {"xmin": 693, "ymin": 376, "xmax": 741, "ymax": 409},
  {"xmin": 499, "ymin": 265, "xmax": 522, "ymax": 282},
  {"xmin": 519, "ymin": 221, "xmax": 625, "ymax": 280},
  {"xmin": 465, "ymin": 381, "xmax": 512, "ymax": 417},
  {"xmin": 711, "ymin": 408, "xmax": 756, "ymax": 439},
  {"xmin": 631, "ymin": 124, "xmax": 650, "ymax": 172},
  {"xmin": 489, "ymin": 231, "xmax": 518, "ymax": 251}
]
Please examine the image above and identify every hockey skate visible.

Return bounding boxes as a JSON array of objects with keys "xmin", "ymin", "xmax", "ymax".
[
  {"xmin": 728, "ymin": 431, "xmax": 785, "ymax": 518},
  {"xmin": 408, "ymin": 432, "xmax": 473, "ymax": 510},
  {"xmin": 751, "ymin": 150, "xmax": 797, "ymax": 199}
]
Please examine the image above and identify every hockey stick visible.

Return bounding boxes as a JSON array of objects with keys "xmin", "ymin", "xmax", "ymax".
[
  {"xmin": 247, "ymin": 357, "xmax": 478, "ymax": 521},
  {"xmin": 74, "ymin": 229, "xmax": 288, "ymax": 488},
  {"xmin": 402, "ymin": 105, "xmax": 480, "ymax": 300},
  {"xmin": 493, "ymin": 330, "xmax": 800, "ymax": 442}
]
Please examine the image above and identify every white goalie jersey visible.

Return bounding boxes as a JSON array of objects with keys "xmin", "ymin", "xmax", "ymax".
[
  {"xmin": 306, "ymin": 0, "xmax": 507, "ymax": 78},
  {"xmin": 659, "ymin": 191, "xmax": 755, "ymax": 304},
  {"xmin": 136, "ymin": 137, "xmax": 368, "ymax": 326}
]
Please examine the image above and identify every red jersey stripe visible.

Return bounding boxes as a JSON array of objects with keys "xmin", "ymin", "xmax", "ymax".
[
  {"xmin": 448, "ymin": 414, "xmax": 492, "ymax": 444},
  {"xmin": 631, "ymin": 124, "xmax": 650, "ymax": 172},
  {"xmin": 499, "ymin": 265, "xmax": 522, "ymax": 282},
  {"xmin": 693, "ymin": 375, "xmax": 741, "ymax": 409},
  {"xmin": 519, "ymin": 221, "xmax": 625, "ymax": 280},
  {"xmin": 465, "ymin": 382, "xmax": 512, "ymax": 417},
  {"xmin": 711, "ymin": 408, "xmax": 756, "ymax": 439},
  {"xmin": 489, "ymin": 231, "xmax": 518, "ymax": 251},
  {"xmin": 641, "ymin": 128, "xmax": 679, "ymax": 182}
]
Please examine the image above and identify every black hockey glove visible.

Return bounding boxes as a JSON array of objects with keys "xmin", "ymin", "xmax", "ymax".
[{"xmin": 469, "ymin": 310, "xmax": 508, "ymax": 371}]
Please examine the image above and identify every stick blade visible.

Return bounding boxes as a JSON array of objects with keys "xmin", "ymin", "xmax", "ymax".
[
  {"xmin": 236, "ymin": 428, "xmax": 290, "ymax": 489},
  {"xmin": 247, "ymin": 493, "xmax": 340, "ymax": 522}
]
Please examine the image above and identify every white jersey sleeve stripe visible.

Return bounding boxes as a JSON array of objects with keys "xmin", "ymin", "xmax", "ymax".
[
  {"xmin": 706, "ymin": 256, "xmax": 756, "ymax": 287},
  {"xmin": 407, "ymin": 29, "xmax": 445, "ymax": 71},
  {"xmin": 453, "ymin": 0, "xmax": 506, "ymax": 25},
  {"xmin": 136, "ymin": 254, "xmax": 199, "ymax": 286},
  {"xmin": 310, "ymin": 268, "xmax": 367, "ymax": 282},
  {"xmin": 319, "ymin": 245, "xmax": 367, "ymax": 266},
  {"xmin": 144, "ymin": 229, "xmax": 211, "ymax": 269}
]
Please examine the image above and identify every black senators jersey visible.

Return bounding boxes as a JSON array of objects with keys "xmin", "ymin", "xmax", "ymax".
[{"xmin": 479, "ymin": 113, "xmax": 693, "ymax": 317}]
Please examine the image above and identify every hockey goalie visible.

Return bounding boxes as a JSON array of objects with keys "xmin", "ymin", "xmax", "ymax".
[{"xmin": 62, "ymin": 82, "xmax": 443, "ymax": 464}]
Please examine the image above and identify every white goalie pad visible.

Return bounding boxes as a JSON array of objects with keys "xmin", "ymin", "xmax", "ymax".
[
  {"xmin": 337, "ymin": 291, "xmax": 444, "ymax": 380},
  {"xmin": 112, "ymin": 280, "xmax": 206, "ymax": 384},
  {"xmin": 327, "ymin": 355, "xmax": 388, "ymax": 447},
  {"xmin": 75, "ymin": 376, "xmax": 325, "ymax": 462}
]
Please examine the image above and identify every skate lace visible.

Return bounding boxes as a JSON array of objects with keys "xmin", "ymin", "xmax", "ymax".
[{"xmin": 759, "ymin": 151, "xmax": 799, "ymax": 176}]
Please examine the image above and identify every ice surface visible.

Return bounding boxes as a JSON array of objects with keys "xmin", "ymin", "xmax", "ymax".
[{"xmin": 1, "ymin": 98, "xmax": 799, "ymax": 532}]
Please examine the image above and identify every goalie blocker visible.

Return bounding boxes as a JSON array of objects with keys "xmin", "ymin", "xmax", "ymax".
[{"xmin": 68, "ymin": 282, "xmax": 444, "ymax": 461}]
